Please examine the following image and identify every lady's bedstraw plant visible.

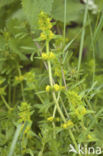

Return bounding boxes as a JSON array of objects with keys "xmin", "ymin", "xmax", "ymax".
[{"xmin": 37, "ymin": 11, "xmax": 80, "ymax": 153}]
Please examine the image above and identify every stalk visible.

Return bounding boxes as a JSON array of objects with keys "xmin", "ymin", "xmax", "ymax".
[
  {"xmin": 63, "ymin": 0, "xmax": 67, "ymax": 45},
  {"xmin": 46, "ymin": 40, "xmax": 66, "ymax": 121},
  {"xmin": 17, "ymin": 66, "xmax": 25, "ymax": 101},
  {"xmin": 78, "ymin": 0, "xmax": 88, "ymax": 72},
  {"xmin": 8, "ymin": 79, "xmax": 11, "ymax": 105},
  {"xmin": 46, "ymin": 40, "xmax": 80, "ymax": 154},
  {"xmin": 1, "ymin": 95, "xmax": 11, "ymax": 110}
]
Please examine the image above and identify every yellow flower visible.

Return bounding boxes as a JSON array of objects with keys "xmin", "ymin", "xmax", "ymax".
[
  {"xmin": 15, "ymin": 75, "xmax": 24, "ymax": 82},
  {"xmin": 53, "ymin": 84, "xmax": 60, "ymax": 91},
  {"xmin": 53, "ymin": 84, "xmax": 65, "ymax": 92},
  {"xmin": 40, "ymin": 32, "xmax": 47, "ymax": 40},
  {"xmin": 47, "ymin": 18, "xmax": 52, "ymax": 29},
  {"xmin": 68, "ymin": 91, "xmax": 82, "ymax": 107},
  {"xmin": 46, "ymin": 85, "xmax": 51, "ymax": 92},
  {"xmin": 42, "ymin": 53, "xmax": 48, "ymax": 60},
  {"xmin": 42, "ymin": 52, "xmax": 55, "ymax": 60},
  {"xmin": 81, "ymin": 106, "xmax": 87, "ymax": 115},
  {"xmin": 88, "ymin": 135, "xmax": 92, "ymax": 139},
  {"xmin": 24, "ymin": 126, "xmax": 31, "ymax": 134},
  {"xmin": 62, "ymin": 120, "xmax": 74, "ymax": 129},
  {"xmin": 38, "ymin": 11, "xmax": 55, "ymax": 41},
  {"xmin": 62, "ymin": 123, "xmax": 67, "ymax": 129},
  {"xmin": 39, "ymin": 11, "xmax": 53, "ymax": 31},
  {"xmin": 40, "ymin": 11, "xmax": 45, "ymax": 17},
  {"xmin": 75, "ymin": 106, "xmax": 87, "ymax": 120},
  {"xmin": 47, "ymin": 116, "xmax": 54, "ymax": 122},
  {"xmin": 49, "ymin": 52, "xmax": 56, "ymax": 59},
  {"xmin": 55, "ymin": 117, "xmax": 60, "ymax": 122},
  {"xmin": 48, "ymin": 30, "xmax": 54, "ymax": 39}
]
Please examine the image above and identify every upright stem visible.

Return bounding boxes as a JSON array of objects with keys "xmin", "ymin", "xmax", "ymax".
[
  {"xmin": 1, "ymin": 95, "xmax": 11, "ymax": 110},
  {"xmin": 46, "ymin": 41, "xmax": 53, "ymax": 86},
  {"xmin": 17, "ymin": 66, "xmax": 25, "ymax": 101},
  {"xmin": 12, "ymin": 87, "xmax": 16, "ymax": 105},
  {"xmin": 78, "ymin": 0, "xmax": 88, "ymax": 72},
  {"xmin": 46, "ymin": 40, "xmax": 65, "ymax": 121},
  {"xmin": 63, "ymin": 0, "xmax": 67, "ymax": 45},
  {"xmin": 46, "ymin": 40, "xmax": 80, "ymax": 154},
  {"xmin": 89, "ymin": 16, "xmax": 96, "ymax": 83},
  {"xmin": 8, "ymin": 78, "xmax": 11, "ymax": 105}
]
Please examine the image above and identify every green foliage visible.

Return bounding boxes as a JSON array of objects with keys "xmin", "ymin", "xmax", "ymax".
[
  {"xmin": 95, "ymin": 0, "xmax": 103, "ymax": 11},
  {"xmin": 0, "ymin": 0, "xmax": 15, "ymax": 8},
  {"xmin": 22, "ymin": 0, "xmax": 54, "ymax": 28},
  {"xmin": 0, "ymin": 0, "xmax": 103, "ymax": 156},
  {"xmin": 52, "ymin": 0, "xmax": 84, "ymax": 23}
]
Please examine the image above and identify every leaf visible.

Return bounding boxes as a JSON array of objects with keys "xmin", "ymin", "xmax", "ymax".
[
  {"xmin": 52, "ymin": 0, "xmax": 84, "ymax": 23},
  {"xmin": 22, "ymin": 0, "xmax": 54, "ymax": 28},
  {"xmin": 6, "ymin": 19, "xmax": 36, "ymax": 58},
  {"xmin": 8, "ymin": 124, "xmax": 22, "ymax": 156},
  {"xmin": 96, "ymin": 33, "xmax": 103, "ymax": 59},
  {"xmin": 0, "ymin": 0, "xmax": 15, "ymax": 8}
]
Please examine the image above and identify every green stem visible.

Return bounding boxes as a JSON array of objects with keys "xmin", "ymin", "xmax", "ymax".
[
  {"xmin": 12, "ymin": 87, "xmax": 16, "ymax": 105},
  {"xmin": 46, "ymin": 40, "xmax": 65, "ymax": 121},
  {"xmin": 46, "ymin": 41, "xmax": 53, "ymax": 86},
  {"xmin": 69, "ymin": 129, "xmax": 79, "ymax": 154},
  {"xmin": 46, "ymin": 40, "xmax": 79, "ymax": 154},
  {"xmin": 1, "ymin": 95, "xmax": 11, "ymax": 110},
  {"xmin": 78, "ymin": 0, "xmax": 88, "ymax": 72},
  {"xmin": 8, "ymin": 79, "xmax": 11, "ymax": 105},
  {"xmin": 60, "ymin": 97, "xmax": 69, "ymax": 118},
  {"xmin": 52, "ymin": 106, "xmax": 56, "ymax": 139},
  {"xmin": 88, "ymin": 16, "xmax": 96, "ymax": 83},
  {"xmin": 53, "ymin": 105, "xmax": 56, "ymax": 118},
  {"xmin": 63, "ymin": 0, "xmax": 67, "ymax": 45},
  {"xmin": 17, "ymin": 66, "xmax": 25, "ymax": 101},
  {"xmin": 52, "ymin": 92, "xmax": 66, "ymax": 122}
]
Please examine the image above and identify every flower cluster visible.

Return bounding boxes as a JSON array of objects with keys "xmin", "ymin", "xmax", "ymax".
[
  {"xmin": 47, "ymin": 116, "xmax": 60, "ymax": 122},
  {"xmin": 42, "ymin": 52, "xmax": 56, "ymax": 60},
  {"xmin": 18, "ymin": 102, "xmax": 33, "ymax": 135},
  {"xmin": 39, "ymin": 11, "xmax": 55, "ymax": 40},
  {"xmin": 75, "ymin": 105, "xmax": 87, "ymax": 120},
  {"xmin": 15, "ymin": 75, "xmax": 24, "ymax": 84},
  {"xmin": 67, "ymin": 91, "xmax": 88, "ymax": 120},
  {"xmin": 68, "ymin": 91, "xmax": 82, "ymax": 107},
  {"xmin": 62, "ymin": 120, "xmax": 74, "ymax": 129},
  {"xmin": 87, "ymin": 134, "xmax": 92, "ymax": 139},
  {"xmin": 46, "ymin": 84, "xmax": 65, "ymax": 92},
  {"xmin": 47, "ymin": 116, "xmax": 54, "ymax": 122}
]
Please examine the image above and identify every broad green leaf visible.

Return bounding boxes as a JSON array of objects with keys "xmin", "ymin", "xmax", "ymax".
[
  {"xmin": 52, "ymin": 0, "xmax": 84, "ymax": 23},
  {"xmin": 22, "ymin": 0, "xmax": 54, "ymax": 28}
]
